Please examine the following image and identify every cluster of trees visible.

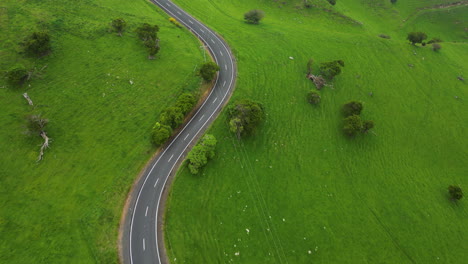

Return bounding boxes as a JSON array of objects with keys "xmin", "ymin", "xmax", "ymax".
[
  {"xmin": 111, "ymin": 18, "xmax": 161, "ymax": 59},
  {"xmin": 152, "ymin": 93, "xmax": 198, "ymax": 146},
  {"xmin": 342, "ymin": 101, "xmax": 374, "ymax": 137},
  {"xmin": 199, "ymin": 62, "xmax": 220, "ymax": 82},
  {"xmin": 244, "ymin": 10, "xmax": 264, "ymax": 24},
  {"xmin": 228, "ymin": 99, "xmax": 264, "ymax": 139},
  {"xmin": 187, "ymin": 134, "xmax": 217, "ymax": 174},
  {"xmin": 407, "ymin": 32, "xmax": 443, "ymax": 51}
]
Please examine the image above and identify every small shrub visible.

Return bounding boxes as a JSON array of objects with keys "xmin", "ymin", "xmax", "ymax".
[
  {"xmin": 390, "ymin": 0, "xmax": 397, "ymax": 3},
  {"xmin": 422, "ymin": 42, "xmax": 426, "ymax": 46},
  {"xmin": 169, "ymin": 17, "xmax": 182, "ymax": 28},
  {"xmin": 427, "ymin": 38, "xmax": 443, "ymax": 44},
  {"xmin": 111, "ymin": 18, "xmax": 126, "ymax": 36},
  {"xmin": 342, "ymin": 101, "xmax": 363, "ymax": 117},
  {"xmin": 244, "ymin": 9, "xmax": 265, "ymax": 24},
  {"xmin": 378, "ymin": 34, "xmax": 391, "ymax": 39},
  {"xmin": 199, "ymin": 62, "xmax": 220, "ymax": 82},
  {"xmin": 5, "ymin": 66, "xmax": 29, "ymax": 86},
  {"xmin": 307, "ymin": 91, "xmax": 321, "ymax": 105},
  {"xmin": 23, "ymin": 32, "xmax": 51, "ymax": 57},
  {"xmin": 432, "ymin": 43, "xmax": 441, "ymax": 52},
  {"xmin": 362, "ymin": 120, "xmax": 374, "ymax": 133},
  {"xmin": 448, "ymin": 185, "xmax": 463, "ymax": 201},
  {"xmin": 327, "ymin": 0, "xmax": 337, "ymax": 5}
]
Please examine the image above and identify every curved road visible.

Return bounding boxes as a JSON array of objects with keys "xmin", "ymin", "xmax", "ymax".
[{"xmin": 121, "ymin": 0, "xmax": 236, "ymax": 264}]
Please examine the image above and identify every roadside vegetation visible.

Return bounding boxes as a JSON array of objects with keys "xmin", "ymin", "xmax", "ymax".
[
  {"xmin": 0, "ymin": 0, "xmax": 205, "ymax": 263},
  {"xmin": 165, "ymin": 0, "xmax": 467, "ymax": 263}
]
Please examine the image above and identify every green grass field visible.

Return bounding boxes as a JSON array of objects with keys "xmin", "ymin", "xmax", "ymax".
[
  {"xmin": 165, "ymin": 0, "xmax": 467, "ymax": 263},
  {"xmin": 0, "ymin": 0, "xmax": 204, "ymax": 263}
]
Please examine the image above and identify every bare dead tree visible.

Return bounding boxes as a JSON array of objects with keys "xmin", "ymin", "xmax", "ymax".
[
  {"xmin": 23, "ymin": 93, "xmax": 34, "ymax": 106},
  {"xmin": 306, "ymin": 58, "xmax": 326, "ymax": 89},
  {"xmin": 27, "ymin": 114, "xmax": 51, "ymax": 162}
]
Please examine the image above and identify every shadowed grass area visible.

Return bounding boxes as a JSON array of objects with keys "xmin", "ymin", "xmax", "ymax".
[
  {"xmin": 0, "ymin": 0, "xmax": 204, "ymax": 263},
  {"xmin": 164, "ymin": 0, "xmax": 467, "ymax": 263}
]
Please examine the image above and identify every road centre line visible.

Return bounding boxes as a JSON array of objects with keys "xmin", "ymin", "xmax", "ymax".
[
  {"xmin": 145, "ymin": 206, "xmax": 148, "ymax": 217},
  {"xmin": 200, "ymin": 29, "xmax": 205, "ymax": 33},
  {"xmin": 212, "ymin": 97, "xmax": 218, "ymax": 104},
  {"xmin": 168, "ymin": 154, "xmax": 174, "ymax": 162},
  {"xmin": 220, "ymin": 51, "xmax": 223, "ymax": 56},
  {"xmin": 184, "ymin": 134, "xmax": 190, "ymax": 141},
  {"xmin": 143, "ymin": 238, "xmax": 146, "ymax": 251},
  {"xmin": 211, "ymin": 39, "xmax": 215, "ymax": 44},
  {"xmin": 199, "ymin": 115, "xmax": 205, "ymax": 121},
  {"xmin": 223, "ymin": 81, "xmax": 226, "ymax": 87},
  {"xmin": 189, "ymin": 20, "xmax": 194, "ymax": 24},
  {"xmin": 177, "ymin": 11, "xmax": 181, "ymax": 15},
  {"xmin": 165, "ymin": 3, "xmax": 170, "ymax": 6},
  {"xmin": 153, "ymin": 178, "xmax": 159, "ymax": 188},
  {"xmin": 225, "ymin": 64, "xmax": 227, "ymax": 70}
]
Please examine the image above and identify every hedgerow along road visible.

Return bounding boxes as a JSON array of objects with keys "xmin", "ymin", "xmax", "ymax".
[{"xmin": 120, "ymin": 0, "xmax": 237, "ymax": 263}]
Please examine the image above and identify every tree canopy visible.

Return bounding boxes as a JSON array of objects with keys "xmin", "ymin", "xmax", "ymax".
[
  {"xmin": 407, "ymin": 32, "xmax": 427, "ymax": 45},
  {"xmin": 187, "ymin": 134, "xmax": 217, "ymax": 174},
  {"xmin": 136, "ymin": 23, "xmax": 159, "ymax": 41},
  {"xmin": 342, "ymin": 101, "xmax": 363, "ymax": 117},
  {"xmin": 23, "ymin": 32, "xmax": 51, "ymax": 57},
  {"xmin": 319, "ymin": 60, "xmax": 344, "ymax": 80},
  {"xmin": 228, "ymin": 99, "xmax": 264, "ymax": 138},
  {"xmin": 199, "ymin": 62, "xmax": 220, "ymax": 82},
  {"xmin": 448, "ymin": 185, "xmax": 463, "ymax": 201},
  {"xmin": 244, "ymin": 9, "xmax": 265, "ymax": 24},
  {"xmin": 111, "ymin": 18, "xmax": 127, "ymax": 36}
]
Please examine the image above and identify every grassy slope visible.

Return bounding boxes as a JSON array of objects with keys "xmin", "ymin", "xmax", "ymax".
[
  {"xmin": 165, "ymin": 0, "xmax": 467, "ymax": 263},
  {"xmin": 0, "ymin": 0, "xmax": 203, "ymax": 263}
]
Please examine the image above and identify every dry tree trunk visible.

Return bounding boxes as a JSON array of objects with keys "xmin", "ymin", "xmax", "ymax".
[
  {"xmin": 23, "ymin": 93, "xmax": 34, "ymax": 106},
  {"xmin": 307, "ymin": 73, "xmax": 326, "ymax": 90},
  {"xmin": 37, "ymin": 131, "xmax": 50, "ymax": 162}
]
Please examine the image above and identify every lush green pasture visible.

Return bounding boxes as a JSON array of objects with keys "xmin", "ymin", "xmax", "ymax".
[
  {"xmin": 0, "ymin": 0, "xmax": 203, "ymax": 263},
  {"xmin": 165, "ymin": 0, "xmax": 467, "ymax": 263}
]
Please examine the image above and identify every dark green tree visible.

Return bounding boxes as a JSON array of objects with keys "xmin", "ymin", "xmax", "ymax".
[
  {"xmin": 448, "ymin": 185, "xmax": 463, "ymax": 201},
  {"xmin": 111, "ymin": 18, "xmax": 127, "ymax": 36},
  {"xmin": 343, "ymin": 115, "xmax": 363, "ymax": 137},
  {"xmin": 145, "ymin": 39, "xmax": 160, "ymax": 60},
  {"xmin": 199, "ymin": 62, "xmax": 220, "ymax": 82},
  {"xmin": 23, "ymin": 32, "xmax": 51, "ymax": 57},
  {"xmin": 307, "ymin": 91, "xmax": 321, "ymax": 105},
  {"xmin": 187, "ymin": 134, "xmax": 217, "ymax": 174},
  {"xmin": 228, "ymin": 99, "xmax": 264, "ymax": 139},
  {"xmin": 319, "ymin": 60, "xmax": 344, "ymax": 80},
  {"xmin": 362, "ymin": 120, "xmax": 374, "ymax": 133},
  {"xmin": 5, "ymin": 66, "xmax": 29, "ymax": 86},
  {"xmin": 342, "ymin": 101, "xmax": 363, "ymax": 117},
  {"xmin": 176, "ymin": 93, "xmax": 197, "ymax": 114},
  {"xmin": 152, "ymin": 122, "xmax": 172, "ymax": 146},
  {"xmin": 407, "ymin": 32, "xmax": 427, "ymax": 45},
  {"xmin": 136, "ymin": 23, "xmax": 160, "ymax": 41},
  {"xmin": 160, "ymin": 106, "xmax": 184, "ymax": 129},
  {"xmin": 327, "ymin": 0, "xmax": 336, "ymax": 5},
  {"xmin": 427, "ymin": 38, "xmax": 443, "ymax": 44},
  {"xmin": 244, "ymin": 10, "xmax": 265, "ymax": 24}
]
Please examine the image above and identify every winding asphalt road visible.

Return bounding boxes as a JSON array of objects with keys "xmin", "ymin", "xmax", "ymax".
[{"xmin": 121, "ymin": 0, "xmax": 236, "ymax": 263}]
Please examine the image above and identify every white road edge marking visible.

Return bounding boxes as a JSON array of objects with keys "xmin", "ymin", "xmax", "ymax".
[
  {"xmin": 199, "ymin": 115, "xmax": 205, "ymax": 121},
  {"xmin": 143, "ymin": 238, "xmax": 146, "ymax": 251},
  {"xmin": 168, "ymin": 154, "xmax": 174, "ymax": 162},
  {"xmin": 212, "ymin": 97, "xmax": 218, "ymax": 104},
  {"xmin": 184, "ymin": 134, "xmax": 190, "ymax": 141},
  {"xmin": 145, "ymin": 206, "xmax": 149, "ymax": 217},
  {"xmin": 153, "ymin": 178, "xmax": 159, "ymax": 188}
]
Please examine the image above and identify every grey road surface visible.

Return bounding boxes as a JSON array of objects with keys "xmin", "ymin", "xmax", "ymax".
[{"xmin": 121, "ymin": 0, "xmax": 236, "ymax": 263}]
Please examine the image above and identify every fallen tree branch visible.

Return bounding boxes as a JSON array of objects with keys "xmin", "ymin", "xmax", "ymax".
[
  {"xmin": 23, "ymin": 93, "xmax": 34, "ymax": 106},
  {"xmin": 37, "ymin": 131, "xmax": 51, "ymax": 162}
]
